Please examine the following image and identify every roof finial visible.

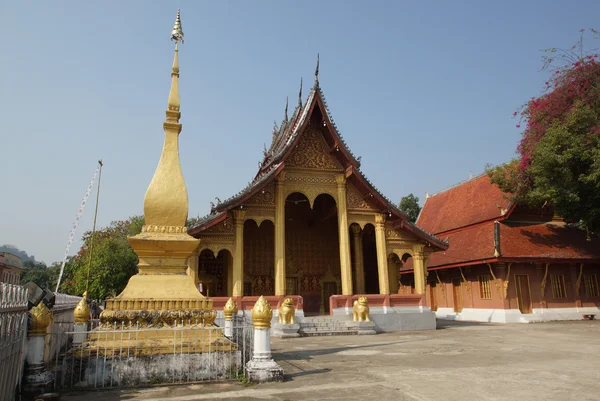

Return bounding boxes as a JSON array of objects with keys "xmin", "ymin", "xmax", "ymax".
[
  {"xmin": 314, "ymin": 53, "xmax": 320, "ymax": 87},
  {"xmin": 171, "ymin": 9, "xmax": 184, "ymax": 43},
  {"xmin": 284, "ymin": 96, "xmax": 289, "ymax": 122},
  {"xmin": 298, "ymin": 77, "xmax": 303, "ymax": 107}
]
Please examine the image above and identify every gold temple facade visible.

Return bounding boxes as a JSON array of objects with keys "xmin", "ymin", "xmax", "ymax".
[{"xmin": 188, "ymin": 63, "xmax": 448, "ymax": 313}]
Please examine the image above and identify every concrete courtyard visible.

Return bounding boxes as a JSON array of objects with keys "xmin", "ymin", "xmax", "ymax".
[{"xmin": 61, "ymin": 320, "xmax": 600, "ymax": 401}]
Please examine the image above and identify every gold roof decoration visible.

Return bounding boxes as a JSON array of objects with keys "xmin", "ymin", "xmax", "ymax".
[
  {"xmin": 251, "ymin": 296, "xmax": 273, "ymax": 329},
  {"xmin": 223, "ymin": 297, "xmax": 239, "ymax": 320},
  {"xmin": 171, "ymin": 9, "xmax": 184, "ymax": 43},
  {"xmin": 74, "ymin": 291, "xmax": 90, "ymax": 323},
  {"xmin": 29, "ymin": 302, "xmax": 52, "ymax": 336}
]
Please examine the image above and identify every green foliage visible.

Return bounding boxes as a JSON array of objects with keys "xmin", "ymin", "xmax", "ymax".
[
  {"xmin": 398, "ymin": 193, "xmax": 421, "ymax": 223},
  {"xmin": 21, "ymin": 260, "xmax": 60, "ymax": 290},
  {"xmin": 59, "ymin": 216, "xmax": 144, "ymax": 299}
]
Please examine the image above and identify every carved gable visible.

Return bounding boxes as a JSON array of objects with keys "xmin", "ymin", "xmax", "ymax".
[
  {"xmin": 346, "ymin": 182, "xmax": 376, "ymax": 210},
  {"xmin": 246, "ymin": 182, "xmax": 275, "ymax": 205},
  {"xmin": 203, "ymin": 216, "xmax": 234, "ymax": 234},
  {"xmin": 286, "ymin": 128, "xmax": 343, "ymax": 171}
]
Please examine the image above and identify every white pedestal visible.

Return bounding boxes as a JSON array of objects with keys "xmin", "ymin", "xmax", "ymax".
[
  {"xmin": 346, "ymin": 320, "xmax": 377, "ymax": 335},
  {"xmin": 24, "ymin": 335, "xmax": 55, "ymax": 396},
  {"xmin": 271, "ymin": 323, "xmax": 300, "ymax": 338},
  {"xmin": 224, "ymin": 319, "xmax": 233, "ymax": 338},
  {"xmin": 73, "ymin": 322, "xmax": 88, "ymax": 345},
  {"xmin": 246, "ymin": 327, "xmax": 284, "ymax": 383}
]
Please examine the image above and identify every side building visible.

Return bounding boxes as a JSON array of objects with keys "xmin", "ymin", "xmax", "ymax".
[
  {"xmin": 0, "ymin": 252, "xmax": 24, "ymax": 285},
  {"xmin": 187, "ymin": 63, "xmax": 448, "ymax": 319},
  {"xmin": 402, "ymin": 174, "xmax": 600, "ymax": 323}
]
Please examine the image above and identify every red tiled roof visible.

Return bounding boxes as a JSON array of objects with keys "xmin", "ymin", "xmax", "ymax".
[
  {"xmin": 419, "ymin": 221, "xmax": 600, "ymax": 269},
  {"xmin": 417, "ymin": 175, "xmax": 511, "ymax": 234},
  {"xmin": 500, "ymin": 222, "xmax": 600, "ymax": 260}
]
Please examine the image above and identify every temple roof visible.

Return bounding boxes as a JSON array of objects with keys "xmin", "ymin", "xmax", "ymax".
[
  {"xmin": 408, "ymin": 174, "xmax": 600, "ymax": 270},
  {"xmin": 188, "ymin": 69, "xmax": 447, "ymax": 250},
  {"xmin": 417, "ymin": 174, "xmax": 512, "ymax": 235}
]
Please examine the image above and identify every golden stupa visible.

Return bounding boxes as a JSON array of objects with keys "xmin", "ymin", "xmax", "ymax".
[{"xmin": 91, "ymin": 10, "xmax": 234, "ymax": 354}]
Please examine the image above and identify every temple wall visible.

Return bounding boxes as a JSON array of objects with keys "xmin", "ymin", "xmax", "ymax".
[{"xmin": 244, "ymin": 221, "xmax": 275, "ymax": 295}]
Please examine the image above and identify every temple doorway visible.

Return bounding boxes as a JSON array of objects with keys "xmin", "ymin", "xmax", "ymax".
[
  {"xmin": 197, "ymin": 249, "xmax": 231, "ymax": 297},
  {"xmin": 244, "ymin": 219, "xmax": 275, "ymax": 296},
  {"xmin": 515, "ymin": 274, "xmax": 532, "ymax": 314},
  {"xmin": 285, "ymin": 192, "xmax": 341, "ymax": 313},
  {"xmin": 362, "ymin": 224, "xmax": 379, "ymax": 294}
]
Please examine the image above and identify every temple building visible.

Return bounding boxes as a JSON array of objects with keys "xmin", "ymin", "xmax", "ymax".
[
  {"xmin": 403, "ymin": 174, "xmax": 600, "ymax": 322},
  {"xmin": 187, "ymin": 60, "xmax": 448, "ymax": 314},
  {"xmin": 0, "ymin": 251, "xmax": 23, "ymax": 285}
]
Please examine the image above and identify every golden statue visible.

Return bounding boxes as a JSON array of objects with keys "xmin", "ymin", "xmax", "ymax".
[
  {"xmin": 252, "ymin": 296, "xmax": 273, "ymax": 329},
  {"xmin": 73, "ymin": 291, "xmax": 90, "ymax": 323},
  {"xmin": 278, "ymin": 298, "xmax": 295, "ymax": 324},
  {"xmin": 352, "ymin": 296, "xmax": 370, "ymax": 322}
]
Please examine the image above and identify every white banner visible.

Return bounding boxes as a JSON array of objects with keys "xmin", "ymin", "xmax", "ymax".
[{"xmin": 55, "ymin": 166, "xmax": 100, "ymax": 292}]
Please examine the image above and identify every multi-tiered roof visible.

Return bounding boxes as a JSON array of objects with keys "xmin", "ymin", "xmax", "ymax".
[{"xmin": 188, "ymin": 58, "xmax": 448, "ymax": 250}]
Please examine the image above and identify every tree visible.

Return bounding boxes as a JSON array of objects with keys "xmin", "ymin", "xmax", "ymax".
[
  {"xmin": 59, "ymin": 216, "xmax": 144, "ymax": 299},
  {"xmin": 399, "ymin": 193, "xmax": 421, "ymax": 223},
  {"xmin": 21, "ymin": 260, "xmax": 60, "ymax": 290},
  {"xmin": 488, "ymin": 29, "xmax": 600, "ymax": 235}
]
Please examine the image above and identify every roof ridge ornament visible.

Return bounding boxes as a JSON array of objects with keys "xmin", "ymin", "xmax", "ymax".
[
  {"xmin": 298, "ymin": 77, "xmax": 303, "ymax": 108},
  {"xmin": 284, "ymin": 96, "xmax": 289, "ymax": 122},
  {"xmin": 314, "ymin": 53, "xmax": 320, "ymax": 87}
]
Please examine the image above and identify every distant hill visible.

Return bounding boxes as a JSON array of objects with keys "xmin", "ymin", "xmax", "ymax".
[{"xmin": 0, "ymin": 244, "xmax": 36, "ymax": 262}]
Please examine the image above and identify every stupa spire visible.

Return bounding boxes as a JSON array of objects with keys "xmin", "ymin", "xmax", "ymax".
[{"xmin": 143, "ymin": 9, "xmax": 189, "ymax": 228}]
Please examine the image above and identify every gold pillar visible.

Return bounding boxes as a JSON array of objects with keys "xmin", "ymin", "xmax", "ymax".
[
  {"xmin": 388, "ymin": 255, "xmax": 399, "ymax": 294},
  {"xmin": 350, "ymin": 225, "xmax": 365, "ymax": 294},
  {"xmin": 374, "ymin": 214, "xmax": 390, "ymax": 294},
  {"xmin": 186, "ymin": 249, "xmax": 199, "ymax": 285},
  {"xmin": 232, "ymin": 210, "xmax": 246, "ymax": 297},
  {"xmin": 336, "ymin": 175, "xmax": 353, "ymax": 295},
  {"xmin": 413, "ymin": 246, "xmax": 426, "ymax": 295},
  {"xmin": 274, "ymin": 173, "xmax": 286, "ymax": 296}
]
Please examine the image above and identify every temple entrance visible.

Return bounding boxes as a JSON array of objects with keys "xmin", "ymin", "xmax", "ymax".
[
  {"xmin": 285, "ymin": 192, "xmax": 341, "ymax": 313},
  {"xmin": 197, "ymin": 249, "xmax": 231, "ymax": 297},
  {"xmin": 244, "ymin": 220, "xmax": 275, "ymax": 296},
  {"xmin": 515, "ymin": 274, "xmax": 532, "ymax": 314},
  {"xmin": 362, "ymin": 224, "xmax": 379, "ymax": 294}
]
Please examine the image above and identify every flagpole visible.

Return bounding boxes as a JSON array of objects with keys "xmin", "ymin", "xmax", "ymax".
[{"xmin": 85, "ymin": 160, "xmax": 103, "ymax": 294}]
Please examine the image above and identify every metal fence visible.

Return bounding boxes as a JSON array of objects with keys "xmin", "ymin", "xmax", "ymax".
[
  {"xmin": 0, "ymin": 283, "xmax": 28, "ymax": 401},
  {"xmin": 52, "ymin": 316, "xmax": 253, "ymax": 390}
]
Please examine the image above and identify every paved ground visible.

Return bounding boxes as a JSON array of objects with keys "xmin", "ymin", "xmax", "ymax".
[{"xmin": 61, "ymin": 320, "xmax": 600, "ymax": 401}]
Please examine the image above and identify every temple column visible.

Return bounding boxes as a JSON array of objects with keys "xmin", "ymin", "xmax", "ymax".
[
  {"xmin": 350, "ymin": 225, "xmax": 365, "ymax": 294},
  {"xmin": 413, "ymin": 245, "xmax": 426, "ymax": 295},
  {"xmin": 374, "ymin": 214, "xmax": 390, "ymax": 294},
  {"xmin": 186, "ymin": 249, "xmax": 199, "ymax": 286},
  {"xmin": 227, "ymin": 252, "xmax": 234, "ymax": 296},
  {"xmin": 232, "ymin": 210, "xmax": 246, "ymax": 297},
  {"xmin": 274, "ymin": 173, "xmax": 286, "ymax": 296},
  {"xmin": 336, "ymin": 175, "xmax": 353, "ymax": 295}
]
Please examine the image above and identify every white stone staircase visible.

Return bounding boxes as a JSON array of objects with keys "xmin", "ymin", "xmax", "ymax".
[{"xmin": 298, "ymin": 316, "xmax": 359, "ymax": 337}]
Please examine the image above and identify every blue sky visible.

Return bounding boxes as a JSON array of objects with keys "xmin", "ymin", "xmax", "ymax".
[{"xmin": 1, "ymin": 1, "xmax": 597, "ymax": 264}]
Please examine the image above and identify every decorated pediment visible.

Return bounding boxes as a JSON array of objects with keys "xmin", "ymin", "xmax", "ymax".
[
  {"xmin": 286, "ymin": 127, "xmax": 343, "ymax": 171},
  {"xmin": 246, "ymin": 182, "xmax": 275, "ymax": 205},
  {"xmin": 203, "ymin": 217, "xmax": 234, "ymax": 234},
  {"xmin": 346, "ymin": 182, "xmax": 377, "ymax": 210}
]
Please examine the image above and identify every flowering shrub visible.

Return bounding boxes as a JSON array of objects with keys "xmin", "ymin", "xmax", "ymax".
[{"xmin": 488, "ymin": 30, "xmax": 600, "ymax": 235}]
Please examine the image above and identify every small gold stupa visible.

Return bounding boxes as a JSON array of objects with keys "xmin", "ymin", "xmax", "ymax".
[{"xmin": 93, "ymin": 10, "xmax": 233, "ymax": 353}]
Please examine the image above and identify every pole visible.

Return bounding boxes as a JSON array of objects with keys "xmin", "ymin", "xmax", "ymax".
[{"xmin": 85, "ymin": 160, "xmax": 103, "ymax": 294}]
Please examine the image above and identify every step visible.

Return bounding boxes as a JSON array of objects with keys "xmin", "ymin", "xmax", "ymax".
[{"xmin": 299, "ymin": 330, "xmax": 359, "ymax": 337}]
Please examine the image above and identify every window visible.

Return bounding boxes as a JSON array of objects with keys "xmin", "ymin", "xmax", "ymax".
[
  {"xmin": 478, "ymin": 275, "xmax": 492, "ymax": 299},
  {"xmin": 550, "ymin": 274, "xmax": 567, "ymax": 299},
  {"xmin": 584, "ymin": 274, "xmax": 599, "ymax": 298}
]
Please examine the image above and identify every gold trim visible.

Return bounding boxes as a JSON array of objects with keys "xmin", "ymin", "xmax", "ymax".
[
  {"xmin": 487, "ymin": 263, "xmax": 502, "ymax": 300},
  {"xmin": 540, "ymin": 263, "xmax": 549, "ymax": 300},
  {"xmin": 503, "ymin": 263, "xmax": 512, "ymax": 299}
]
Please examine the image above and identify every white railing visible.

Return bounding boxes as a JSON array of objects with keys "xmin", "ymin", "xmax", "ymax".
[
  {"xmin": 0, "ymin": 283, "xmax": 28, "ymax": 401},
  {"xmin": 52, "ymin": 317, "xmax": 253, "ymax": 390}
]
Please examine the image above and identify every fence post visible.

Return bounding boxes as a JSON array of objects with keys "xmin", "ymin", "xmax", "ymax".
[
  {"xmin": 245, "ymin": 296, "xmax": 283, "ymax": 383},
  {"xmin": 223, "ymin": 297, "xmax": 238, "ymax": 338},
  {"xmin": 24, "ymin": 302, "xmax": 54, "ymax": 395},
  {"xmin": 73, "ymin": 292, "xmax": 90, "ymax": 345}
]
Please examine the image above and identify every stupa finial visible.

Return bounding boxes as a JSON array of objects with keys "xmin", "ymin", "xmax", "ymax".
[
  {"xmin": 314, "ymin": 53, "xmax": 320, "ymax": 87},
  {"xmin": 298, "ymin": 77, "xmax": 303, "ymax": 107},
  {"xmin": 171, "ymin": 9, "xmax": 184, "ymax": 43}
]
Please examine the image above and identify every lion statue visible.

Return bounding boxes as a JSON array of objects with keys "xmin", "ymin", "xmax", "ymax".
[
  {"xmin": 278, "ymin": 298, "xmax": 296, "ymax": 324},
  {"xmin": 352, "ymin": 296, "xmax": 370, "ymax": 322}
]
